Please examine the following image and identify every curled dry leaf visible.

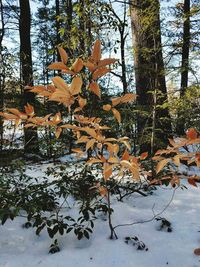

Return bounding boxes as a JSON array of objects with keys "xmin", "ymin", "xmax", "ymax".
[
  {"xmin": 98, "ymin": 58, "xmax": 117, "ymax": 68},
  {"xmin": 91, "ymin": 39, "xmax": 101, "ymax": 63},
  {"xmin": 103, "ymin": 104, "xmax": 112, "ymax": 111},
  {"xmin": 120, "ymin": 160, "xmax": 132, "ymax": 168},
  {"xmin": 84, "ymin": 61, "xmax": 95, "ymax": 72},
  {"xmin": 52, "ymin": 76, "xmax": 69, "ymax": 92},
  {"xmin": 111, "ymin": 93, "xmax": 136, "ymax": 107},
  {"xmin": 86, "ymin": 139, "xmax": 96, "ymax": 151},
  {"xmin": 25, "ymin": 103, "xmax": 34, "ymax": 117},
  {"xmin": 156, "ymin": 158, "xmax": 170, "ymax": 174},
  {"xmin": 99, "ymin": 186, "xmax": 108, "ymax": 197},
  {"xmin": 122, "ymin": 149, "xmax": 129, "ymax": 161},
  {"xmin": 195, "ymin": 153, "xmax": 200, "ymax": 167},
  {"xmin": 111, "ymin": 97, "xmax": 121, "ymax": 107},
  {"xmin": 103, "ymin": 163, "xmax": 113, "ymax": 180},
  {"xmin": 58, "ymin": 46, "xmax": 68, "ymax": 64},
  {"xmin": 186, "ymin": 128, "xmax": 198, "ymax": 140},
  {"xmin": 194, "ymin": 248, "xmax": 200, "ymax": 256},
  {"xmin": 0, "ymin": 112, "xmax": 19, "ymax": 120},
  {"xmin": 81, "ymin": 127, "xmax": 97, "ymax": 138},
  {"xmin": 89, "ymin": 82, "xmax": 101, "ymax": 98},
  {"xmin": 173, "ymin": 155, "xmax": 181, "ymax": 167},
  {"xmin": 113, "ymin": 144, "xmax": 119, "ymax": 155},
  {"xmin": 76, "ymin": 135, "xmax": 90, "ymax": 144},
  {"xmin": 55, "ymin": 127, "xmax": 62, "ymax": 139},
  {"xmin": 78, "ymin": 96, "xmax": 87, "ymax": 109},
  {"xmin": 120, "ymin": 93, "xmax": 137, "ymax": 103},
  {"xmin": 112, "ymin": 108, "xmax": 121, "ymax": 123},
  {"xmin": 71, "ymin": 148, "xmax": 84, "ymax": 154},
  {"xmin": 92, "ymin": 67, "xmax": 110, "ymax": 80},
  {"xmin": 140, "ymin": 152, "xmax": 148, "ymax": 160},
  {"xmin": 72, "ymin": 58, "xmax": 84, "ymax": 73},
  {"xmin": 6, "ymin": 108, "xmax": 22, "ymax": 116},
  {"xmin": 48, "ymin": 62, "xmax": 68, "ymax": 71},
  {"xmin": 107, "ymin": 156, "xmax": 119, "ymax": 164},
  {"xmin": 69, "ymin": 76, "xmax": 83, "ymax": 95},
  {"xmin": 188, "ymin": 178, "xmax": 198, "ymax": 187}
]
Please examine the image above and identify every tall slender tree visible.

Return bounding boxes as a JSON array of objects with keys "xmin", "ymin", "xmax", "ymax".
[
  {"xmin": 19, "ymin": 0, "xmax": 38, "ymax": 153},
  {"xmin": 180, "ymin": 0, "xmax": 190, "ymax": 96},
  {"xmin": 0, "ymin": 0, "xmax": 5, "ymax": 151}
]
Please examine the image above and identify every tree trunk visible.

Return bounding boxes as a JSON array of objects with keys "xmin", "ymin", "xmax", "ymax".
[
  {"xmin": 19, "ymin": 0, "xmax": 38, "ymax": 154},
  {"xmin": 79, "ymin": 0, "xmax": 86, "ymax": 55},
  {"xmin": 177, "ymin": 0, "xmax": 190, "ymax": 135},
  {"xmin": 130, "ymin": 0, "xmax": 172, "ymax": 153},
  {"xmin": 64, "ymin": 0, "xmax": 73, "ymax": 57},
  {"xmin": 0, "ymin": 0, "xmax": 5, "ymax": 151},
  {"xmin": 55, "ymin": 0, "xmax": 61, "ymax": 61},
  {"xmin": 180, "ymin": 0, "xmax": 190, "ymax": 96}
]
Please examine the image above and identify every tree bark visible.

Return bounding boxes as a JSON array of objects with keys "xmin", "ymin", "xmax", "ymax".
[
  {"xmin": 177, "ymin": 0, "xmax": 190, "ymax": 135},
  {"xmin": 64, "ymin": 0, "xmax": 73, "ymax": 57},
  {"xmin": 55, "ymin": 0, "xmax": 61, "ymax": 61},
  {"xmin": 130, "ymin": 0, "xmax": 172, "ymax": 153},
  {"xmin": 180, "ymin": 0, "xmax": 190, "ymax": 96},
  {"xmin": 0, "ymin": 0, "xmax": 5, "ymax": 151},
  {"xmin": 19, "ymin": 0, "xmax": 38, "ymax": 154}
]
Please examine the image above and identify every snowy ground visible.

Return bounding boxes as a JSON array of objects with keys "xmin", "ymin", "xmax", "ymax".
[{"xmin": 0, "ymin": 163, "xmax": 200, "ymax": 267}]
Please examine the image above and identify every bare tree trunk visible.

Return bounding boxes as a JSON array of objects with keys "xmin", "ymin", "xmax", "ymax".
[
  {"xmin": 55, "ymin": 0, "xmax": 61, "ymax": 61},
  {"xmin": 63, "ymin": 0, "xmax": 73, "ymax": 57},
  {"xmin": 19, "ymin": 0, "xmax": 38, "ymax": 154},
  {"xmin": 79, "ymin": 0, "xmax": 86, "ymax": 56},
  {"xmin": 130, "ymin": 0, "xmax": 172, "ymax": 153},
  {"xmin": 0, "ymin": 0, "xmax": 5, "ymax": 151},
  {"xmin": 108, "ymin": 4, "xmax": 128, "ymax": 94},
  {"xmin": 177, "ymin": 0, "xmax": 190, "ymax": 135},
  {"xmin": 180, "ymin": 0, "xmax": 190, "ymax": 96}
]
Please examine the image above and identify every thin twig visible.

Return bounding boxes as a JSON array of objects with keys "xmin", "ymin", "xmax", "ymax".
[{"xmin": 113, "ymin": 187, "xmax": 177, "ymax": 230}]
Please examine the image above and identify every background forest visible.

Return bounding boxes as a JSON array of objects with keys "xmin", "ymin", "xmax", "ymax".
[
  {"xmin": 0, "ymin": 0, "xmax": 199, "ymax": 157},
  {"xmin": 0, "ymin": 0, "xmax": 200, "ymax": 266}
]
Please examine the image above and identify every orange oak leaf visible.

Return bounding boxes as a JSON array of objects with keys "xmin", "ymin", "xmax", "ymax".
[
  {"xmin": 103, "ymin": 104, "xmax": 112, "ymax": 111},
  {"xmin": 92, "ymin": 67, "xmax": 110, "ymax": 80},
  {"xmin": 69, "ymin": 76, "xmax": 83, "ymax": 95},
  {"xmin": 186, "ymin": 128, "xmax": 198, "ymax": 140},
  {"xmin": 140, "ymin": 152, "xmax": 148, "ymax": 160},
  {"xmin": 112, "ymin": 108, "xmax": 121, "ymax": 123},
  {"xmin": 188, "ymin": 178, "xmax": 198, "ymax": 187},
  {"xmin": 194, "ymin": 248, "xmax": 200, "ymax": 256},
  {"xmin": 72, "ymin": 58, "xmax": 84, "ymax": 73},
  {"xmin": 89, "ymin": 82, "xmax": 101, "ymax": 98},
  {"xmin": 48, "ymin": 62, "xmax": 68, "ymax": 71},
  {"xmin": 91, "ymin": 39, "xmax": 101, "ymax": 63},
  {"xmin": 156, "ymin": 158, "xmax": 170, "ymax": 174},
  {"xmin": 58, "ymin": 46, "xmax": 68, "ymax": 64}
]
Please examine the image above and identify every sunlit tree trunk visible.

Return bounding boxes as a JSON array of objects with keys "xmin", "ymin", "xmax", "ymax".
[{"xmin": 130, "ymin": 0, "xmax": 172, "ymax": 153}]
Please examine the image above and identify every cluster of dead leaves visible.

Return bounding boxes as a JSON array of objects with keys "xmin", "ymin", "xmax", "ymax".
[
  {"xmin": 1, "ymin": 40, "xmax": 199, "ymax": 191},
  {"xmin": 151, "ymin": 128, "xmax": 200, "ymax": 187}
]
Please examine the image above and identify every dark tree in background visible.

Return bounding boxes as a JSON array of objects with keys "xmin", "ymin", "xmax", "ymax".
[
  {"xmin": 180, "ymin": 0, "xmax": 190, "ymax": 96},
  {"xmin": 177, "ymin": 0, "xmax": 191, "ymax": 135},
  {"xmin": 19, "ymin": 0, "xmax": 38, "ymax": 153},
  {"xmin": 130, "ymin": 0, "xmax": 172, "ymax": 153},
  {"xmin": 0, "ymin": 0, "xmax": 199, "ymax": 158},
  {"xmin": 0, "ymin": 0, "xmax": 5, "ymax": 151}
]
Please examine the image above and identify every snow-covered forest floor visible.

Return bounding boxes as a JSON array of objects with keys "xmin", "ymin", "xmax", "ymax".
[{"xmin": 0, "ymin": 161, "xmax": 200, "ymax": 267}]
